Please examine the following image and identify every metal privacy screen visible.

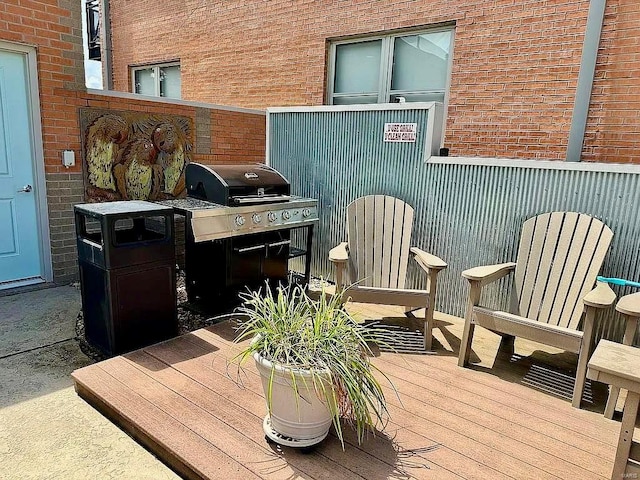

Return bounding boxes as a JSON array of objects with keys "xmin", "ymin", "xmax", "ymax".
[{"xmin": 268, "ymin": 104, "xmax": 640, "ymax": 345}]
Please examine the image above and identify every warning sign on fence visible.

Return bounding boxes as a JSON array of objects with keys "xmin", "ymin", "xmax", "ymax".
[{"xmin": 383, "ymin": 123, "xmax": 417, "ymax": 143}]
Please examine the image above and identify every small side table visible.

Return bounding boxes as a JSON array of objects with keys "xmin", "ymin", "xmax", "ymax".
[
  {"xmin": 587, "ymin": 340, "xmax": 640, "ymax": 479},
  {"xmin": 605, "ymin": 293, "xmax": 640, "ymax": 419}
]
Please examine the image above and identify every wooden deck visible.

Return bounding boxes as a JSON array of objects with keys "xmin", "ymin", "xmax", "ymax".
[{"xmin": 72, "ymin": 306, "xmax": 625, "ymax": 480}]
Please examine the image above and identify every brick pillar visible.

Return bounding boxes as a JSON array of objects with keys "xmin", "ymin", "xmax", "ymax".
[{"xmin": 46, "ymin": 172, "xmax": 85, "ymax": 284}]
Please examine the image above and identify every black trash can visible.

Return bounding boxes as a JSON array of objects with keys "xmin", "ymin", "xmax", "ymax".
[{"xmin": 74, "ymin": 201, "xmax": 178, "ymax": 356}]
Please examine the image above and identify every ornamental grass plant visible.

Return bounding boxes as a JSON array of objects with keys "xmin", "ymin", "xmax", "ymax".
[{"xmin": 233, "ymin": 283, "xmax": 396, "ymax": 447}]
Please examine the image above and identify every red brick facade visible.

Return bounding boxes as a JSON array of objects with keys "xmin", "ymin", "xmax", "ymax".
[
  {"xmin": 107, "ymin": 0, "xmax": 640, "ymax": 163},
  {"xmin": 42, "ymin": 90, "xmax": 265, "ymax": 173},
  {"xmin": 584, "ymin": 0, "xmax": 640, "ymax": 163},
  {"xmin": 1, "ymin": 0, "xmax": 265, "ymax": 174},
  {"xmin": 0, "ymin": 0, "xmax": 265, "ymax": 284}
]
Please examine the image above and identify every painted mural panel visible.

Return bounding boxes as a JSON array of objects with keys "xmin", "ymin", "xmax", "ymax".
[{"xmin": 80, "ymin": 108, "xmax": 193, "ymax": 202}]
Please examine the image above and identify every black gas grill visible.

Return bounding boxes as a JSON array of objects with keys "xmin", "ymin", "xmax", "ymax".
[
  {"xmin": 162, "ymin": 163, "xmax": 318, "ymax": 312},
  {"xmin": 186, "ymin": 163, "xmax": 291, "ymax": 205}
]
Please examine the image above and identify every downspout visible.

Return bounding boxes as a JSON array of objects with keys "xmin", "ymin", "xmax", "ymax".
[
  {"xmin": 566, "ymin": 0, "xmax": 607, "ymax": 162},
  {"xmin": 100, "ymin": 0, "xmax": 114, "ymax": 90}
]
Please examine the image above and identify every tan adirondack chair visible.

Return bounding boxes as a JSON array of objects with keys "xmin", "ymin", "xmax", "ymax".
[
  {"xmin": 329, "ymin": 195, "xmax": 447, "ymax": 351},
  {"xmin": 457, "ymin": 211, "xmax": 616, "ymax": 408},
  {"xmin": 603, "ymin": 293, "xmax": 640, "ymax": 419}
]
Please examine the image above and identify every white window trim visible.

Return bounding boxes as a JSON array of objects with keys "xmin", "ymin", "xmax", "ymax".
[
  {"xmin": 130, "ymin": 61, "xmax": 180, "ymax": 98},
  {"xmin": 326, "ymin": 26, "xmax": 455, "ymax": 106}
]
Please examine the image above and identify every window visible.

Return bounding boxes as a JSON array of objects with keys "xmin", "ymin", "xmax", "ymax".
[
  {"xmin": 85, "ymin": 0, "xmax": 101, "ymax": 60},
  {"xmin": 131, "ymin": 63, "xmax": 181, "ymax": 99},
  {"xmin": 328, "ymin": 28, "xmax": 454, "ymax": 105}
]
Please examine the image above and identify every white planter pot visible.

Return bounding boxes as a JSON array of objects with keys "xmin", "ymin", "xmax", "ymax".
[{"xmin": 253, "ymin": 351, "xmax": 334, "ymax": 447}]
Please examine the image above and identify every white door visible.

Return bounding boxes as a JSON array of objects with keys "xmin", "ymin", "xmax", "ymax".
[{"xmin": 0, "ymin": 48, "xmax": 45, "ymax": 287}]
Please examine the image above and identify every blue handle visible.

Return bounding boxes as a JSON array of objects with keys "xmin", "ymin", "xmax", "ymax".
[{"xmin": 596, "ymin": 276, "xmax": 640, "ymax": 288}]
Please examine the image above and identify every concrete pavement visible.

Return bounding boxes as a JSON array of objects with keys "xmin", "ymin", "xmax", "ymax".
[{"xmin": 0, "ymin": 285, "xmax": 178, "ymax": 480}]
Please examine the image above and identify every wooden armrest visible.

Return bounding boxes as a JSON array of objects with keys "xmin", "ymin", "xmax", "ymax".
[
  {"xmin": 583, "ymin": 281, "xmax": 616, "ymax": 309},
  {"xmin": 329, "ymin": 242, "xmax": 349, "ymax": 263},
  {"xmin": 461, "ymin": 262, "xmax": 516, "ymax": 285},
  {"xmin": 616, "ymin": 292, "xmax": 640, "ymax": 317},
  {"xmin": 410, "ymin": 247, "xmax": 447, "ymax": 271}
]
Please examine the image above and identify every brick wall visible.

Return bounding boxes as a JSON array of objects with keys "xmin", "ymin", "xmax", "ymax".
[
  {"xmin": 105, "ymin": 0, "xmax": 582, "ymax": 161},
  {"xmin": 583, "ymin": 0, "xmax": 640, "ymax": 163},
  {"xmin": 447, "ymin": 2, "xmax": 587, "ymax": 161},
  {"xmin": 107, "ymin": 0, "xmax": 640, "ymax": 164},
  {"xmin": 1, "ymin": 0, "xmax": 266, "ymax": 285},
  {"xmin": 72, "ymin": 91, "xmax": 266, "ymax": 167},
  {"xmin": 44, "ymin": 90, "xmax": 265, "ymax": 283},
  {"xmin": 46, "ymin": 173, "xmax": 84, "ymax": 284},
  {"xmin": 1, "ymin": 0, "xmax": 85, "ymax": 91}
]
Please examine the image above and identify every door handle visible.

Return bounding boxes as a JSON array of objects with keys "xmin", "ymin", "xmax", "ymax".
[
  {"xmin": 234, "ymin": 244, "xmax": 266, "ymax": 254},
  {"xmin": 17, "ymin": 185, "xmax": 33, "ymax": 193},
  {"xmin": 267, "ymin": 240, "xmax": 291, "ymax": 248}
]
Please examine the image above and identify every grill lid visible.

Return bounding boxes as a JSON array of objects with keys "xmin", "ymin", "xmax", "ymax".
[
  {"xmin": 207, "ymin": 164, "xmax": 288, "ymax": 188},
  {"xmin": 186, "ymin": 163, "xmax": 290, "ymax": 205}
]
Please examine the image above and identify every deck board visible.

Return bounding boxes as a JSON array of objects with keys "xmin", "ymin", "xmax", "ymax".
[
  {"xmin": 379, "ymin": 354, "xmax": 615, "ymax": 461},
  {"xmin": 378, "ymin": 365, "xmax": 610, "ymax": 478},
  {"xmin": 145, "ymin": 333, "xmax": 470, "ymax": 480},
  {"xmin": 72, "ymin": 311, "xmax": 620, "ymax": 480}
]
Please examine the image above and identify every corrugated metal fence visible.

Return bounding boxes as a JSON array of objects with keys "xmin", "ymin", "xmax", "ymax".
[{"xmin": 268, "ymin": 107, "xmax": 640, "ymax": 345}]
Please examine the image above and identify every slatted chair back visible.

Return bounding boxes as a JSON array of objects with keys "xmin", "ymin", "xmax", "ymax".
[
  {"xmin": 512, "ymin": 212, "xmax": 613, "ymax": 330},
  {"xmin": 346, "ymin": 195, "xmax": 414, "ymax": 289}
]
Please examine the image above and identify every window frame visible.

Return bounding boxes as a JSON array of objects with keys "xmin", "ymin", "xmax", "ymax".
[
  {"xmin": 130, "ymin": 61, "xmax": 181, "ymax": 98},
  {"xmin": 85, "ymin": 0, "xmax": 101, "ymax": 61},
  {"xmin": 326, "ymin": 26, "xmax": 455, "ymax": 106}
]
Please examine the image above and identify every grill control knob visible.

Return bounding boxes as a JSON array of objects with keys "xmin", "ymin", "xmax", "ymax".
[
  {"xmin": 252, "ymin": 213, "xmax": 262, "ymax": 224},
  {"xmin": 267, "ymin": 212, "xmax": 277, "ymax": 222},
  {"xmin": 235, "ymin": 215, "xmax": 245, "ymax": 227},
  {"xmin": 302, "ymin": 208, "xmax": 311, "ymax": 218},
  {"xmin": 282, "ymin": 210, "xmax": 291, "ymax": 220}
]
